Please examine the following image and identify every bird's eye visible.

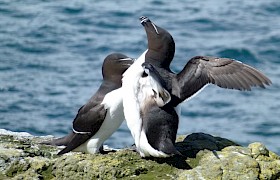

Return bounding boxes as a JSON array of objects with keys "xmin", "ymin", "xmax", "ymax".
[
  {"xmin": 142, "ymin": 68, "xmax": 149, "ymax": 77},
  {"xmin": 142, "ymin": 71, "xmax": 148, "ymax": 77}
]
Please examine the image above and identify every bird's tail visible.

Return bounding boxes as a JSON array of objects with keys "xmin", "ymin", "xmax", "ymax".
[{"xmin": 41, "ymin": 131, "xmax": 75, "ymax": 146}]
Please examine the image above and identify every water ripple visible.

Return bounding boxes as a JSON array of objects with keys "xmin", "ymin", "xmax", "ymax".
[{"xmin": 217, "ymin": 48, "xmax": 259, "ymax": 63}]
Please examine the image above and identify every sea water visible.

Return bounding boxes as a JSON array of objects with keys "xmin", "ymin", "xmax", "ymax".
[{"xmin": 0, "ymin": 0, "xmax": 279, "ymax": 154}]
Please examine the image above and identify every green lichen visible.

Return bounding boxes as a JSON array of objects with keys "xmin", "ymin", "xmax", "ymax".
[
  {"xmin": 185, "ymin": 149, "xmax": 211, "ymax": 168},
  {"xmin": 1, "ymin": 131, "xmax": 280, "ymax": 179},
  {"xmin": 40, "ymin": 164, "xmax": 54, "ymax": 180},
  {"xmin": 51, "ymin": 150, "xmax": 179, "ymax": 179},
  {"xmin": 248, "ymin": 143, "xmax": 280, "ymax": 180},
  {"xmin": 5, "ymin": 159, "xmax": 31, "ymax": 177}
]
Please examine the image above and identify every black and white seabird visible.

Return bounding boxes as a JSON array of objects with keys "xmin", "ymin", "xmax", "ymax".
[
  {"xmin": 122, "ymin": 16, "xmax": 272, "ymax": 157},
  {"xmin": 123, "ymin": 57, "xmax": 180, "ymax": 157},
  {"xmin": 139, "ymin": 16, "xmax": 271, "ymax": 105},
  {"xmin": 48, "ymin": 53, "xmax": 134, "ymax": 155}
]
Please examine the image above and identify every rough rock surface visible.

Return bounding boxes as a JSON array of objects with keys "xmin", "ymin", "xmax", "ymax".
[{"xmin": 0, "ymin": 129, "xmax": 279, "ymax": 179}]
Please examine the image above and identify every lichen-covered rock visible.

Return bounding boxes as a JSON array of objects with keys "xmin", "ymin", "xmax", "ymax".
[
  {"xmin": 178, "ymin": 146, "xmax": 260, "ymax": 179},
  {"xmin": 249, "ymin": 142, "xmax": 280, "ymax": 180},
  {"xmin": 0, "ymin": 129, "xmax": 279, "ymax": 179}
]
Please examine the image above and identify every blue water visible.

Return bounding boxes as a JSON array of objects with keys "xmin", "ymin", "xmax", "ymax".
[{"xmin": 0, "ymin": 0, "xmax": 279, "ymax": 154}]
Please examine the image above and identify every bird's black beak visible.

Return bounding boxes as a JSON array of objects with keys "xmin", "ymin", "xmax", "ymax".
[
  {"xmin": 142, "ymin": 62, "xmax": 153, "ymax": 71},
  {"xmin": 140, "ymin": 16, "xmax": 151, "ymax": 25},
  {"xmin": 120, "ymin": 57, "xmax": 135, "ymax": 67},
  {"xmin": 139, "ymin": 16, "xmax": 159, "ymax": 35}
]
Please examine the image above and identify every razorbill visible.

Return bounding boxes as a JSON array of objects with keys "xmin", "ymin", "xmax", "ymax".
[
  {"xmin": 122, "ymin": 16, "xmax": 271, "ymax": 157},
  {"xmin": 123, "ymin": 61, "xmax": 180, "ymax": 157},
  {"xmin": 47, "ymin": 53, "xmax": 134, "ymax": 155},
  {"xmin": 139, "ymin": 16, "xmax": 271, "ymax": 106}
]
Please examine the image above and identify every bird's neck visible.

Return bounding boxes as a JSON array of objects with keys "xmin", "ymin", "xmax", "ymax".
[{"xmin": 145, "ymin": 50, "xmax": 172, "ymax": 70}]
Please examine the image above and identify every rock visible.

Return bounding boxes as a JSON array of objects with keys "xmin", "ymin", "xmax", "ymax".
[
  {"xmin": 177, "ymin": 133, "xmax": 240, "ymax": 158},
  {"xmin": 0, "ymin": 129, "xmax": 279, "ymax": 179},
  {"xmin": 248, "ymin": 142, "xmax": 280, "ymax": 180}
]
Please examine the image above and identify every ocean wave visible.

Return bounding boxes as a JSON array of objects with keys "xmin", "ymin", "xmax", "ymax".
[{"xmin": 217, "ymin": 48, "xmax": 259, "ymax": 64}]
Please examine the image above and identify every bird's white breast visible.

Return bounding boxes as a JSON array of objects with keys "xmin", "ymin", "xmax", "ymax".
[
  {"xmin": 75, "ymin": 88, "xmax": 125, "ymax": 154},
  {"xmin": 122, "ymin": 50, "xmax": 147, "ymax": 149}
]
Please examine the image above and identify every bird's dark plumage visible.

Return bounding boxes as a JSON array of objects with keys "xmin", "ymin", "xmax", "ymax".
[{"xmin": 174, "ymin": 56, "xmax": 272, "ymax": 105}]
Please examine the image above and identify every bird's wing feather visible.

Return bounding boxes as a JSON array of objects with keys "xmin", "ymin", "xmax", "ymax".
[
  {"xmin": 175, "ymin": 56, "xmax": 271, "ymax": 103},
  {"xmin": 73, "ymin": 103, "xmax": 107, "ymax": 134},
  {"xmin": 56, "ymin": 100, "xmax": 107, "ymax": 155}
]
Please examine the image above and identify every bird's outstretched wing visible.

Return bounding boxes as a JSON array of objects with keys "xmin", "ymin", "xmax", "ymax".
[{"xmin": 175, "ymin": 56, "xmax": 271, "ymax": 104}]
